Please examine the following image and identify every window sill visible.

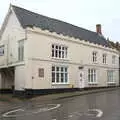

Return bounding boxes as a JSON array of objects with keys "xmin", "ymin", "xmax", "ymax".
[
  {"xmin": 52, "ymin": 83, "xmax": 69, "ymax": 85},
  {"xmin": 107, "ymin": 82, "xmax": 116, "ymax": 84},
  {"xmin": 7, "ymin": 61, "xmax": 25, "ymax": 67},
  {"xmin": 92, "ymin": 62, "xmax": 98, "ymax": 64},
  {"xmin": 52, "ymin": 57, "xmax": 69, "ymax": 61},
  {"xmin": 88, "ymin": 82, "xmax": 98, "ymax": 85},
  {"xmin": 102, "ymin": 63, "xmax": 108, "ymax": 65}
]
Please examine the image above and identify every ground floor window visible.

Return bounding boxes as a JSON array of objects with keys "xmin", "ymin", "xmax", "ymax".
[
  {"xmin": 107, "ymin": 70, "xmax": 115, "ymax": 83},
  {"xmin": 88, "ymin": 68, "xmax": 97, "ymax": 84},
  {"xmin": 52, "ymin": 66, "xmax": 68, "ymax": 84}
]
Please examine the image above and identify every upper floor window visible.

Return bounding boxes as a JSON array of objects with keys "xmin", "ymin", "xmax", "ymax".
[
  {"xmin": 103, "ymin": 54, "xmax": 107, "ymax": 64},
  {"xmin": 88, "ymin": 68, "xmax": 97, "ymax": 84},
  {"xmin": 112, "ymin": 55, "xmax": 116, "ymax": 64},
  {"xmin": 52, "ymin": 66, "xmax": 68, "ymax": 84},
  {"xmin": 18, "ymin": 40, "xmax": 24, "ymax": 61},
  {"xmin": 92, "ymin": 51, "xmax": 97, "ymax": 63},
  {"xmin": 0, "ymin": 45, "xmax": 4, "ymax": 56},
  {"xmin": 52, "ymin": 44, "xmax": 68, "ymax": 59}
]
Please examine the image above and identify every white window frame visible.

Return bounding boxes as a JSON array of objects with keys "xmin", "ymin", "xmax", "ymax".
[
  {"xmin": 52, "ymin": 66, "xmax": 69, "ymax": 84},
  {"xmin": 52, "ymin": 44, "xmax": 68, "ymax": 59},
  {"xmin": 112, "ymin": 55, "xmax": 116, "ymax": 64},
  {"xmin": 88, "ymin": 68, "xmax": 97, "ymax": 84},
  {"xmin": 92, "ymin": 51, "xmax": 97, "ymax": 63},
  {"xmin": 18, "ymin": 40, "xmax": 24, "ymax": 61},
  {"xmin": 103, "ymin": 54, "xmax": 107, "ymax": 64},
  {"xmin": 107, "ymin": 70, "xmax": 116, "ymax": 83}
]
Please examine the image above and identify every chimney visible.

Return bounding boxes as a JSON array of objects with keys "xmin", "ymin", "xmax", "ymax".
[{"xmin": 96, "ymin": 24, "xmax": 102, "ymax": 34}]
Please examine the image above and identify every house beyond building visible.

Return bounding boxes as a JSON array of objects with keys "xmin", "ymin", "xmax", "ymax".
[{"xmin": 0, "ymin": 5, "xmax": 119, "ymax": 95}]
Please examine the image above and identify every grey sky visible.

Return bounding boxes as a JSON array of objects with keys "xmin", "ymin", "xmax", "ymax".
[{"xmin": 0, "ymin": 0, "xmax": 120, "ymax": 42}]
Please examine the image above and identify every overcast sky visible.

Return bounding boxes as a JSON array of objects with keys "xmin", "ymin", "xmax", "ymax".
[{"xmin": 0, "ymin": 0, "xmax": 120, "ymax": 42}]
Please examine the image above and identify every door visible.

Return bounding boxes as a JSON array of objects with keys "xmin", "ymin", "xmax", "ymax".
[{"xmin": 78, "ymin": 70, "xmax": 84, "ymax": 88}]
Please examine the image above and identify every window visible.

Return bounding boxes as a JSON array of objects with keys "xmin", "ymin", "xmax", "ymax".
[
  {"xmin": 88, "ymin": 69, "xmax": 97, "ymax": 84},
  {"xmin": 52, "ymin": 66, "xmax": 68, "ymax": 84},
  {"xmin": 18, "ymin": 40, "xmax": 24, "ymax": 61},
  {"xmin": 52, "ymin": 44, "xmax": 68, "ymax": 59},
  {"xmin": 112, "ymin": 55, "xmax": 115, "ymax": 64},
  {"xmin": 103, "ymin": 54, "xmax": 107, "ymax": 64},
  {"xmin": 107, "ymin": 70, "xmax": 115, "ymax": 83},
  {"xmin": 0, "ymin": 45, "xmax": 4, "ymax": 56},
  {"xmin": 92, "ymin": 52, "xmax": 97, "ymax": 63}
]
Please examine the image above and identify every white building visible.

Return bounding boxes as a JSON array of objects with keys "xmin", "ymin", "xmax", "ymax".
[{"xmin": 0, "ymin": 5, "xmax": 119, "ymax": 95}]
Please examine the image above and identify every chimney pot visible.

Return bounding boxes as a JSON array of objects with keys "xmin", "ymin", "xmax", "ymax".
[{"xmin": 96, "ymin": 24, "xmax": 102, "ymax": 34}]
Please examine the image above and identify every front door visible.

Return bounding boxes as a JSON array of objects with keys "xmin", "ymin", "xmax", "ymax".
[{"xmin": 78, "ymin": 71, "xmax": 84, "ymax": 88}]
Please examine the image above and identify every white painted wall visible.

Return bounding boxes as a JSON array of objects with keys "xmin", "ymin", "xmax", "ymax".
[
  {"xmin": 25, "ymin": 28, "xmax": 119, "ymax": 89},
  {"xmin": 0, "ymin": 7, "xmax": 26, "ymax": 67},
  {"xmin": 0, "ymin": 7, "xmax": 26, "ymax": 90},
  {"xmin": 15, "ymin": 65, "xmax": 26, "ymax": 90}
]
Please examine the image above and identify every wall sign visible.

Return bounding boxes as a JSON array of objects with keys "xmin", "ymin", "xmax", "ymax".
[{"xmin": 38, "ymin": 68, "xmax": 44, "ymax": 78}]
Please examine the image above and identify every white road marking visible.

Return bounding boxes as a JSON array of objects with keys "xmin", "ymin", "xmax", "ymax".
[
  {"xmin": 2, "ymin": 109, "xmax": 24, "ymax": 117},
  {"xmin": 2, "ymin": 104, "xmax": 61, "ymax": 118},
  {"xmin": 68, "ymin": 115, "xmax": 73, "ymax": 118},
  {"xmin": 33, "ymin": 104, "xmax": 61, "ymax": 113},
  {"xmin": 88, "ymin": 109, "xmax": 103, "ymax": 118}
]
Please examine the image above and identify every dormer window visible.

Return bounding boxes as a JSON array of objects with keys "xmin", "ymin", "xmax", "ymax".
[{"xmin": 92, "ymin": 51, "xmax": 97, "ymax": 63}]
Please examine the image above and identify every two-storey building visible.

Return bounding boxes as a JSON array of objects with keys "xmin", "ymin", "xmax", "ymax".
[{"xmin": 0, "ymin": 5, "xmax": 119, "ymax": 94}]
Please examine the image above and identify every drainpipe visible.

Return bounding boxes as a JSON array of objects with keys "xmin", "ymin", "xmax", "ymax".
[
  {"xmin": 6, "ymin": 35, "xmax": 10, "ymax": 66},
  {"xmin": 23, "ymin": 28, "xmax": 28, "ymax": 93}
]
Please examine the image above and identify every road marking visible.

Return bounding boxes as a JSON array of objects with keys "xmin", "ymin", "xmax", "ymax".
[
  {"xmin": 33, "ymin": 104, "xmax": 61, "ymax": 113},
  {"xmin": 2, "ymin": 104, "xmax": 61, "ymax": 118},
  {"xmin": 2, "ymin": 109, "xmax": 24, "ymax": 117},
  {"xmin": 68, "ymin": 115, "xmax": 73, "ymax": 118},
  {"xmin": 88, "ymin": 109, "xmax": 103, "ymax": 118}
]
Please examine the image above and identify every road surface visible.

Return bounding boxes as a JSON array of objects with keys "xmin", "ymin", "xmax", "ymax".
[{"xmin": 0, "ymin": 89, "xmax": 120, "ymax": 120}]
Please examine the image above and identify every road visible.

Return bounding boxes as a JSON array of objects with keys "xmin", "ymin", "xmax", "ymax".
[{"xmin": 0, "ymin": 89, "xmax": 120, "ymax": 120}]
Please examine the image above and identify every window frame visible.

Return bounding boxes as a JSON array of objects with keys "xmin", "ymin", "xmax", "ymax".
[
  {"xmin": 18, "ymin": 40, "xmax": 24, "ymax": 61},
  {"xmin": 52, "ymin": 66, "xmax": 69, "ymax": 84},
  {"xmin": 103, "ymin": 53, "xmax": 107, "ymax": 64},
  {"xmin": 107, "ymin": 70, "xmax": 116, "ymax": 83},
  {"xmin": 92, "ymin": 51, "xmax": 97, "ymax": 63},
  {"xmin": 52, "ymin": 44, "xmax": 68, "ymax": 59},
  {"xmin": 88, "ymin": 68, "xmax": 97, "ymax": 84}
]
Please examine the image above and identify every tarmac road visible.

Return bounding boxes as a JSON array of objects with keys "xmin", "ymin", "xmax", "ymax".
[{"xmin": 1, "ymin": 89, "xmax": 120, "ymax": 120}]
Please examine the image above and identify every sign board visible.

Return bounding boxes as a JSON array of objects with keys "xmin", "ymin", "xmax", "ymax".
[{"xmin": 38, "ymin": 68, "xmax": 44, "ymax": 77}]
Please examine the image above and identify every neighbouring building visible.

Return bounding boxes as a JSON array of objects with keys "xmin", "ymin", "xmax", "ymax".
[{"xmin": 0, "ymin": 5, "xmax": 119, "ymax": 95}]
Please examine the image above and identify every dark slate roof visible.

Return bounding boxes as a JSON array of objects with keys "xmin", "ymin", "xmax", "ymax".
[{"xmin": 12, "ymin": 5, "xmax": 109, "ymax": 47}]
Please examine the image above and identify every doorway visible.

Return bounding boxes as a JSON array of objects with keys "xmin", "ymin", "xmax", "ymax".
[{"xmin": 78, "ymin": 70, "xmax": 84, "ymax": 88}]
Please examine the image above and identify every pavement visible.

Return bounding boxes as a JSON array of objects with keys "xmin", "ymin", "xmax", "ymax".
[
  {"xmin": 0, "ymin": 87, "xmax": 120, "ymax": 120},
  {"xmin": 30, "ymin": 87, "xmax": 120, "ymax": 103}
]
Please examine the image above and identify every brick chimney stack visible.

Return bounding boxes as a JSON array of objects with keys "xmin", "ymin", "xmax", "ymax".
[{"xmin": 96, "ymin": 24, "xmax": 102, "ymax": 34}]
